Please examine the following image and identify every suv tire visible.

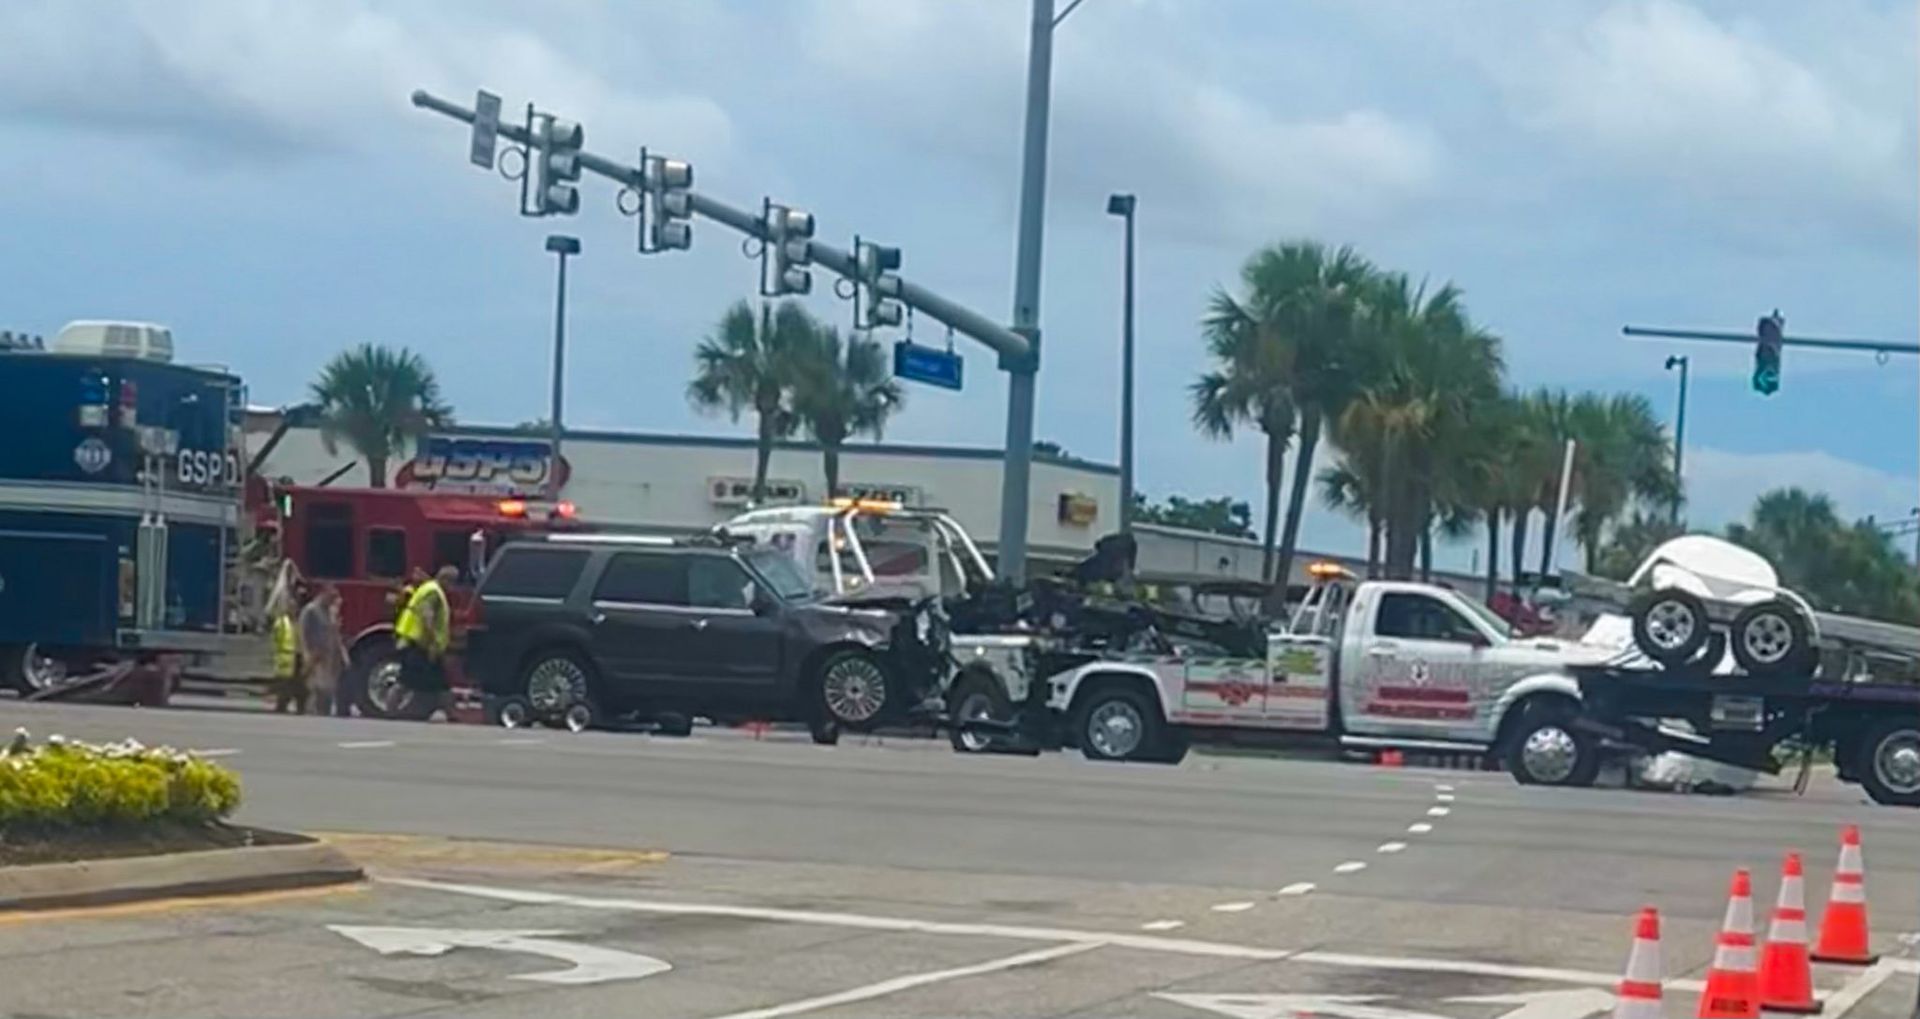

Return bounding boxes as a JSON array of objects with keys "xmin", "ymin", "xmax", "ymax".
[
  {"xmin": 521, "ymin": 648, "xmax": 595, "ymax": 724},
  {"xmin": 813, "ymin": 650, "xmax": 890, "ymax": 731}
]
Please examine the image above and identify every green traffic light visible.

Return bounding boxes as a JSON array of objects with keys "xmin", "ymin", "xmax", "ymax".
[{"xmin": 1752, "ymin": 367, "xmax": 1779, "ymax": 395}]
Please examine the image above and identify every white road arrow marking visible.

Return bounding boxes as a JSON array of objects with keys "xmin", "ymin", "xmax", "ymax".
[
  {"xmin": 1159, "ymin": 992, "xmax": 1455, "ymax": 1019},
  {"xmin": 1451, "ymin": 988, "xmax": 1615, "ymax": 1019},
  {"xmin": 327, "ymin": 925, "xmax": 671, "ymax": 985}
]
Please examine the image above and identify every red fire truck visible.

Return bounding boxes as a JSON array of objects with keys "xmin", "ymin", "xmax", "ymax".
[{"xmin": 248, "ymin": 478, "xmax": 579, "ymax": 718}]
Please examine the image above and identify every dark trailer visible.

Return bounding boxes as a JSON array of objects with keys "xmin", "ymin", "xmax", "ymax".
[{"xmin": 0, "ymin": 323, "xmax": 248, "ymax": 695}]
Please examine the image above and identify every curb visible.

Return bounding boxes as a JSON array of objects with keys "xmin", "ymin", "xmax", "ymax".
[{"xmin": 0, "ymin": 836, "xmax": 364, "ymax": 913}]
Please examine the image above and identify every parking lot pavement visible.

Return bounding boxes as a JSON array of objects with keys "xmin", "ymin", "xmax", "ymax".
[{"xmin": 2, "ymin": 837, "xmax": 1914, "ymax": 1019}]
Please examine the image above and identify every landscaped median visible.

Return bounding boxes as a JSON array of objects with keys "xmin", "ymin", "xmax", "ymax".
[{"xmin": 0, "ymin": 729, "xmax": 361, "ymax": 911}]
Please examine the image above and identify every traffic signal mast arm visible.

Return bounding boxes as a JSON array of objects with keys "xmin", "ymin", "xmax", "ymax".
[
  {"xmin": 1623, "ymin": 325, "xmax": 1919, "ymax": 356},
  {"xmin": 410, "ymin": 89, "xmax": 1032, "ymax": 366}
]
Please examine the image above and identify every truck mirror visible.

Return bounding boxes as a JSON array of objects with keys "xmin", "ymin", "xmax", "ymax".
[{"xmin": 467, "ymin": 530, "xmax": 487, "ymax": 581}]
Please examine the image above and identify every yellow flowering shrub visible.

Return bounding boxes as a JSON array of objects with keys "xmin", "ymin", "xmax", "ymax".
[{"xmin": 0, "ymin": 730, "xmax": 241, "ymax": 829}]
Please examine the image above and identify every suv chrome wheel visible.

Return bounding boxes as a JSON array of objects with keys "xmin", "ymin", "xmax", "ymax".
[
  {"xmin": 526, "ymin": 655, "xmax": 588, "ymax": 713},
  {"xmin": 821, "ymin": 654, "xmax": 888, "ymax": 725}
]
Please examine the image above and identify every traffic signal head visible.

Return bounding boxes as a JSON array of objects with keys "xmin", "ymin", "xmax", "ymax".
[
  {"xmin": 646, "ymin": 156, "xmax": 694, "ymax": 251},
  {"xmin": 763, "ymin": 203, "xmax": 816, "ymax": 296},
  {"xmin": 1754, "ymin": 312, "xmax": 1784, "ymax": 395},
  {"xmin": 532, "ymin": 116, "xmax": 584, "ymax": 216},
  {"xmin": 855, "ymin": 239, "xmax": 904, "ymax": 328}
]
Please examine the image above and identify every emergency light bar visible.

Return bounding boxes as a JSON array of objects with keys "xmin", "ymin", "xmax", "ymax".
[{"xmin": 828, "ymin": 497, "xmax": 903, "ymax": 513}]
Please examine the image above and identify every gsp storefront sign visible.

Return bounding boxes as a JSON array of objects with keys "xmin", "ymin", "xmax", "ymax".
[{"xmin": 396, "ymin": 435, "xmax": 571, "ymax": 497}]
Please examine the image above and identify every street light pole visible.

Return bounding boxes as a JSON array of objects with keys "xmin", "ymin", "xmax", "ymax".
[
  {"xmin": 1665, "ymin": 354, "xmax": 1689, "ymax": 524},
  {"xmin": 544, "ymin": 234, "xmax": 581, "ymax": 500},
  {"xmin": 997, "ymin": 0, "xmax": 1057, "ymax": 582},
  {"xmin": 1107, "ymin": 193, "xmax": 1137, "ymax": 531}
]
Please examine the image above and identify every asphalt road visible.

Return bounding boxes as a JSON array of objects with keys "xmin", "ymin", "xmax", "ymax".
[{"xmin": 2, "ymin": 698, "xmax": 1917, "ymax": 1019}]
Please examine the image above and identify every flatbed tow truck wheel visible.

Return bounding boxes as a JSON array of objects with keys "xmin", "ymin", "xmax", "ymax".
[
  {"xmin": 1854, "ymin": 719, "xmax": 1920, "ymax": 807},
  {"xmin": 1730, "ymin": 600, "xmax": 1811, "ymax": 676},
  {"xmin": 1073, "ymin": 686, "xmax": 1165, "ymax": 763},
  {"xmin": 1629, "ymin": 588, "xmax": 1710, "ymax": 668},
  {"xmin": 1505, "ymin": 703, "xmax": 1601, "ymax": 787}
]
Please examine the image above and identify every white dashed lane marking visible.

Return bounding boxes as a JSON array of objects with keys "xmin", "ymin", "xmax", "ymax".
[
  {"xmin": 1277, "ymin": 883, "xmax": 1316, "ymax": 896},
  {"xmin": 1407, "ymin": 822, "xmax": 1434, "ymax": 834},
  {"xmin": 1332, "ymin": 861, "xmax": 1368, "ymax": 875},
  {"xmin": 1427, "ymin": 806, "xmax": 1451, "ymax": 817},
  {"xmin": 1210, "ymin": 902, "xmax": 1256, "ymax": 913},
  {"xmin": 337, "ymin": 740, "xmax": 396, "ymax": 749},
  {"xmin": 496, "ymin": 737, "xmax": 545, "ymax": 746},
  {"xmin": 1434, "ymin": 783, "xmax": 1454, "ymax": 792},
  {"xmin": 1435, "ymin": 793, "xmax": 1456, "ymax": 803},
  {"xmin": 1377, "ymin": 842, "xmax": 1407, "ymax": 854},
  {"xmin": 1141, "ymin": 920, "xmax": 1186, "ymax": 931}
]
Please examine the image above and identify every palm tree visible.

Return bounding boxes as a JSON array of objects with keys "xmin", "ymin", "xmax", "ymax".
[
  {"xmin": 309, "ymin": 343, "xmax": 451, "ymax": 488},
  {"xmin": 1567, "ymin": 393, "xmax": 1677, "ymax": 572},
  {"xmin": 1329, "ymin": 272, "xmax": 1502, "ymax": 579},
  {"xmin": 1316, "ymin": 460, "xmax": 1382, "ymax": 576},
  {"xmin": 789, "ymin": 326, "xmax": 904, "ymax": 496},
  {"xmin": 1192, "ymin": 289, "xmax": 1297, "ymax": 585},
  {"xmin": 688, "ymin": 300, "xmax": 812, "ymax": 503},
  {"xmin": 1210, "ymin": 242, "xmax": 1375, "ymax": 594}
]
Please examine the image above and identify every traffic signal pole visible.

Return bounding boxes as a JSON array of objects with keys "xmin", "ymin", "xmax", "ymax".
[
  {"xmin": 411, "ymin": 88, "xmax": 1042, "ymax": 570},
  {"xmin": 997, "ymin": 0, "xmax": 1058, "ymax": 582},
  {"xmin": 410, "ymin": 90, "xmax": 1032, "ymax": 368},
  {"xmin": 1623, "ymin": 325, "xmax": 1919, "ymax": 356}
]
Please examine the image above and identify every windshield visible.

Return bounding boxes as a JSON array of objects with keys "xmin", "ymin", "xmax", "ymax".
[
  {"xmin": 1457, "ymin": 593, "xmax": 1515, "ymax": 640},
  {"xmin": 744, "ymin": 549, "xmax": 815, "ymax": 603}
]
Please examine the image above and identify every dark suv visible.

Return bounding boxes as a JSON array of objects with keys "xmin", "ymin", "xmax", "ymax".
[{"xmin": 466, "ymin": 535, "xmax": 948, "ymax": 741}]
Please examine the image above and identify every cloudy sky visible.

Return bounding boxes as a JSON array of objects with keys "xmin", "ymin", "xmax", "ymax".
[{"xmin": 1, "ymin": 0, "xmax": 1914, "ymax": 566}]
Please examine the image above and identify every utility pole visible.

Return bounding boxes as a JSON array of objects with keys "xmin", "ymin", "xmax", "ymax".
[
  {"xmin": 997, "ymin": 0, "xmax": 1057, "ymax": 582},
  {"xmin": 1108, "ymin": 193, "xmax": 1137, "ymax": 532},
  {"xmin": 544, "ymin": 234, "xmax": 580, "ymax": 500},
  {"xmin": 1664, "ymin": 354, "xmax": 1688, "ymax": 524}
]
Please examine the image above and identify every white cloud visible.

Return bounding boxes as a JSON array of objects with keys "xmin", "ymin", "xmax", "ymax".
[
  {"xmin": 1485, "ymin": 0, "xmax": 1915, "ymax": 240},
  {"xmin": 1683, "ymin": 447, "xmax": 1919, "ymax": 527},
  {"xmin": 793, "ymin": 0, "xmax": 1442, "ymax": 245},
  {"xmin": 0, "ymin": 0, "xmax": 736, "ymax": 164}
]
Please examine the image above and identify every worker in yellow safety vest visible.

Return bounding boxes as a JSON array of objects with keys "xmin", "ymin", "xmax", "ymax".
[
  {"xmin": 394, "ymin": 564, "xmax": 458, "ymax": 708},
  {"xmin": 270, "ymin": 591, "xmax": 307, "ymax": 713}
]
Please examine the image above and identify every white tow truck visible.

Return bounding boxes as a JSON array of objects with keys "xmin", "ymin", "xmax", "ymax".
[{"xmin": 1037, "ymin": 562, "xmax": 1620, "ymax": 765}]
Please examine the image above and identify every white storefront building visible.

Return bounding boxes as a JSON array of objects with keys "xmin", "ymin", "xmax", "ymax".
[
  {"xmin": 248, "ymin": 415, "xmax": 1123, "ymax": 571},
  {"xmin": 246, "ymin": 414, "xmax": 1480, "ymax": 592}
]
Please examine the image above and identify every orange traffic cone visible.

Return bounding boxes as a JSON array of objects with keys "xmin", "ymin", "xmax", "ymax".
[
  {"xmin": 1697, "ymin": 869, "xmax": 1759, "ymax": 1019},
  {"xmin": 1614, "ymin": 907, "xmax": 1664, "ymax": 1019},
  {"xmin": 1757, "ymin": 853, "xmax": 1821, "ymax": 1014},
  {"xmin": 1812, "ymin": 825, "xmax": 1877, "ymax": 965}
]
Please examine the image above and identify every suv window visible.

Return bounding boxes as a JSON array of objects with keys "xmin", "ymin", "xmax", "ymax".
[
  {"xmin": 689, "ymin": 556, "xmax": 755, "ymax": 611},
  {"xmin": 594, "ymin": 552, "xmax": 686, "ymax": 605},
  {"xmin": 1375, "ymin": 592, "xmax": 1483, "ymax": 644},
  {"xmin": 483, "ymin": 547, "xmax": 589, "ymax": 600}
]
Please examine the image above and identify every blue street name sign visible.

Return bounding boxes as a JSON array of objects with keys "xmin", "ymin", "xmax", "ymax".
[{"xmin": 893, "ymin": 340, "xmax": 963, "ymax": 391}]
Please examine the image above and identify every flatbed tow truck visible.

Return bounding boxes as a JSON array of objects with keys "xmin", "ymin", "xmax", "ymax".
[
  {"xmin": 1501, "ymin": 536, "xmax": 1920, "ymax": 805},
  {"xmin": 1504, "ymin": 662, "xmax": 1920, "ymax": 806}
]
